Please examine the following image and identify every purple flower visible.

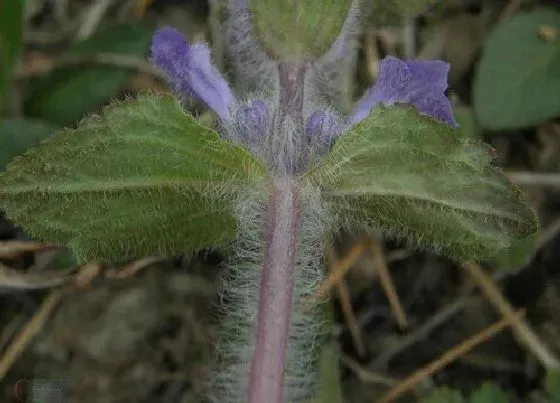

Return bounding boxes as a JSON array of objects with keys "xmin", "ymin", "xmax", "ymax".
[
  {"xmin": 151, "ymin": 27, "xmax": 236, "ymax": 122},
  {"xmin": 150, "ymin": 26, "xmax": 457, "ymax": 162},
  {"xmin": 350, "ymin": 56, "xmax": 457, "ymax": 128}
]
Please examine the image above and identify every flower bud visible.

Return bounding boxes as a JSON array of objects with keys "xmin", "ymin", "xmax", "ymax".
[
  {"xmin": 235, "ymin": 99, "xmax": 270, "ymax": 152},
  {"xmin": 306, "ymin": 110, "xmax": 342, "ymax": 155},
  {"xmin": 247, "ymin": 0, "xmax": 353, "ymax": 60}
]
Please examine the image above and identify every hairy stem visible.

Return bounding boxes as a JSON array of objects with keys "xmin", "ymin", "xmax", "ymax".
[
  {"xmin": 247, "ymin": 60, "xmax": 308, "ymax": 403},
  {"xmin": 270, "ymin": 60, "xmax": 307, "ymax": 174},
  {"xmin": 248, "ymin": 177, "xmax": 301, "ymax": 403}
]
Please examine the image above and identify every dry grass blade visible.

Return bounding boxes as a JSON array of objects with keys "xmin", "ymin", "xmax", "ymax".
[
  {"xmin": 371, "ymin": 297, "xmax": 470, "ymax": 369},
  {"xmin": 0, "ymin": 290, "xmax": 64, "ymax": 381},
  {"xmin": 324, "ymin": 241, "xmax": 366, "ymax": 357},
  {"xmin": 133, "ymin": 0, "xmax": 154, "ymax": 17},
  {"xmin": 462, "ymin": 261, "xmax": 560, "ymax": 369},
  {"xmin": 0, "ymin": 262, "xmax": 73, "ymax": 290},
  {"xmin": 507, "ymin": 172, "xmax": 560, "ymax": 188},
  {"xmin": 337, "ymin": 280, "xmax": 366, "ymax": 357},
  {"xmin": 0, "ymin": 254, "xmax": 165, "ymax": 380},
  {"xmin": 369, "ymin": 240, "xmax": 408, "ymax": 330},
  {"xmin": 378, "ymin": 309, "xmax": 526, "ymax": 403},
  {"xmin": 78, "ymin": 0, "xmax": 117, "ymax": 39},
  {"xmin": 338, "ymin": 352, "xmax": 396, "ymax": 387},
  {"xmin": 72, "ymin": 262, "xmax": 105, "ymax": 290},
  {"xmin": 15, "ymin": 53, "xmax": 160, "ymax": 80},
  {"xmin": 105, "ymin": 256, "xmax": 166, "ymax": 279},
  {"xmin": 0, "ymin": 241, "xmax": 60, "ymax": 260},
  {"xmin": 302, "ymin": 240, "xmax": 366, "ymax": 310}
]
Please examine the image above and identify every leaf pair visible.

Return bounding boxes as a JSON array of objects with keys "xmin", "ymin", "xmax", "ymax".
[{"xmin": 0, "ymin": 94, "xmax": 537, "ymax": 264}]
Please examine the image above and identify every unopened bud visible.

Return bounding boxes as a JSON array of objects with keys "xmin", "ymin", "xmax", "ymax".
[{"xmin": 248, "ymin": 0, "xmax": 353, "ymax": 60}]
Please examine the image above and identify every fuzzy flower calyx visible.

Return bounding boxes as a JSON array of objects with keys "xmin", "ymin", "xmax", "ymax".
[{"xmin": 150, "ymin": 27, "xmax": 457, "ymax": 168}]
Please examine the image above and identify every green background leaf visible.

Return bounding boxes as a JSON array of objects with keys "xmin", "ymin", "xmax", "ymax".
[
  {"xmin": 490, "ymin": 232, "xmax": 538, "ymax": 271},
  {"xmin": 0, "ymin": 94, "xmax": 266, "ymax": 264},
  {"xmin": 468, "ymin": 383, "xmax": 510, "ymax": 403},
  {"xmin": 473, "ymin": 8, "xmax": 560, "ymax": 129},
  {"xmin": 0, "ymin": 0, "xmax": 24, "ymax": 108},
  {"xmin": 420, "ymin": 387, "xmax": 464, "ymax": 403},
  {"xmin": 364, "ymin": 0, "xmax": 439, "ymax": 25},
  {"xmin": 454, "ymin": 106, "xmax": 480, "ymax": 140},
  {"xmin": 0, "ymin": 118, "xmax": 60, "ymax": 170},
  {"xmin": 24, "ymin": 22, "xmax": 154, "ymax": 126},
  {"xmin": 304, "ymin": 106, "xmax": 538, "ymax": 261},
  {"xmin": 545, "ymin": 370, "xmax": 560, "ymax": 402},
  {"xmin": 311, "ymin": 303, "xmax": 344, "ymax": 403}
]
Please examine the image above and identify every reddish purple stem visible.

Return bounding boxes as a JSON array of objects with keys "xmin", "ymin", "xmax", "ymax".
[
  {"xmin": 247, "ymin": 61, "xmax": 306, "ymax": 403},
  {"xmin": 248, "ymin": 178, "xmax": 301, "ymax": 403}
]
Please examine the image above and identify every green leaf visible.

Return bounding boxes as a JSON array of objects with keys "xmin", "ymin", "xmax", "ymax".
[
  {"xmin": 304, "ymin": 105, "xmax": 538, "ymax": 261},
  {"xmin": 420, "ymin": 387, "xmax": 464, "ymax": 403},
  {"xmin": 490, "ymin": 231, "xmax": 538, "ymax": 271},
  {"xmin": 0, "ymin": 0, "xmax": 24, "ymax": 107},
  {"xmin": 468, "ymin": 383, "xmax": 509, "ymax": 403},
  {"xmin": 473, "ymin": 9, "xmax": 560, "ymax": 129},
  {"xmin": 364, "ymin": 0, "xmax": 439, "ymax": 25},
  {"xmin": 311, "ymin": 303, "xmax": 344, "ymax": 403},
  {"xmin": 45, "ymin": 249, "xmax": 77, "ymax": 270},
  {"xmin": 545, "ymin": 370, "xmax": 560, "ymax": 402},
  {"xmin": 1, "ymin": 118, "xmax": 60, "ymax": 170},
  {"xmin": 454, "ymin": 106, "xmax": 480, "ymax": 140},
  {"xmin": 312, "ymin": 343, "xmax": 344, "ymax": 403},
  {"xmin": 0, "ymin": 94, "xmax": 267, "ymax": 264},
  {"xmin": 25, "ymin": 23, "xmax": 154, "ymax": 126}
]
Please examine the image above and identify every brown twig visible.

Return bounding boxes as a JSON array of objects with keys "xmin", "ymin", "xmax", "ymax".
[
  {"xmin": 105, "ymin": 256, "xmax": 165, "ymax": 279},
  {"xmin": 0, "ymin": 263, "xmax": 73, "ymax": 290},
  {"xmin": 537, "ymin": 216, "xmax": 560, "ymax": 250},
  {"xmin": 363, "ymin": 28, "xmax": 380, "ymax": 83},
  {"xmin": 338, "ymin": 352, "xmax": 396, "ymax": 387},
  {"xmin": 507, "ymin": 171, "xmax": 560, "ymax": 188},
  {"xmin": 337, "ymin": 280, "xmax": 366, "ymax": 357},
  {"xmin": 302, "ymin": 241, "xmax": 365, "ymax": 309},
  {"xmin": 0, "ymin": 255, "xmax": 163, "ymax": 380},
  {"xmin": 371, "ymin": 297, "xmax": 470, "ymax": 370},
  {"xmin": 0, "ymin": 290, "xmax": 65, "ymax": 381},
  {"xmin": 133, "ymin": 0, "xmax": 154, "ymax": 17},
  {"xmin": 378, "ymin": 309, "xmax": 526, "ymax": 403},
  {"xmin": 500, "ymin": 0, "xmax": 522, "ymax": 21},
  {"xmin": 324, "ymin": 241, "xmax": 366, "ymax": 357},
  {"xmin": 0, "ymin": 241, "xmax": 61, "ymax": 260},
  {"xmin": 78, "ymin": 0, "xmax": 118, "ymax": 40},
  {"xmin": 15, "ymin": 53, "xmax": 162, "ymax": 80},
  {"xmin": 369, "ymin": 240, "xmax": 408, "ymax": 330},
  {"xmin": 462, "ymin": 261, "xmax": 560, "ymax": 369}
]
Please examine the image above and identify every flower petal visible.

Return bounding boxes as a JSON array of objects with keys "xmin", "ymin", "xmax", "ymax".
[
  {"xmin": 350, "ymin": 56, "xmax": 457, "ymax": 128},
  {"xmin": 151, "ymin": 27, "xmax": 235, "ymax": 121}
]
